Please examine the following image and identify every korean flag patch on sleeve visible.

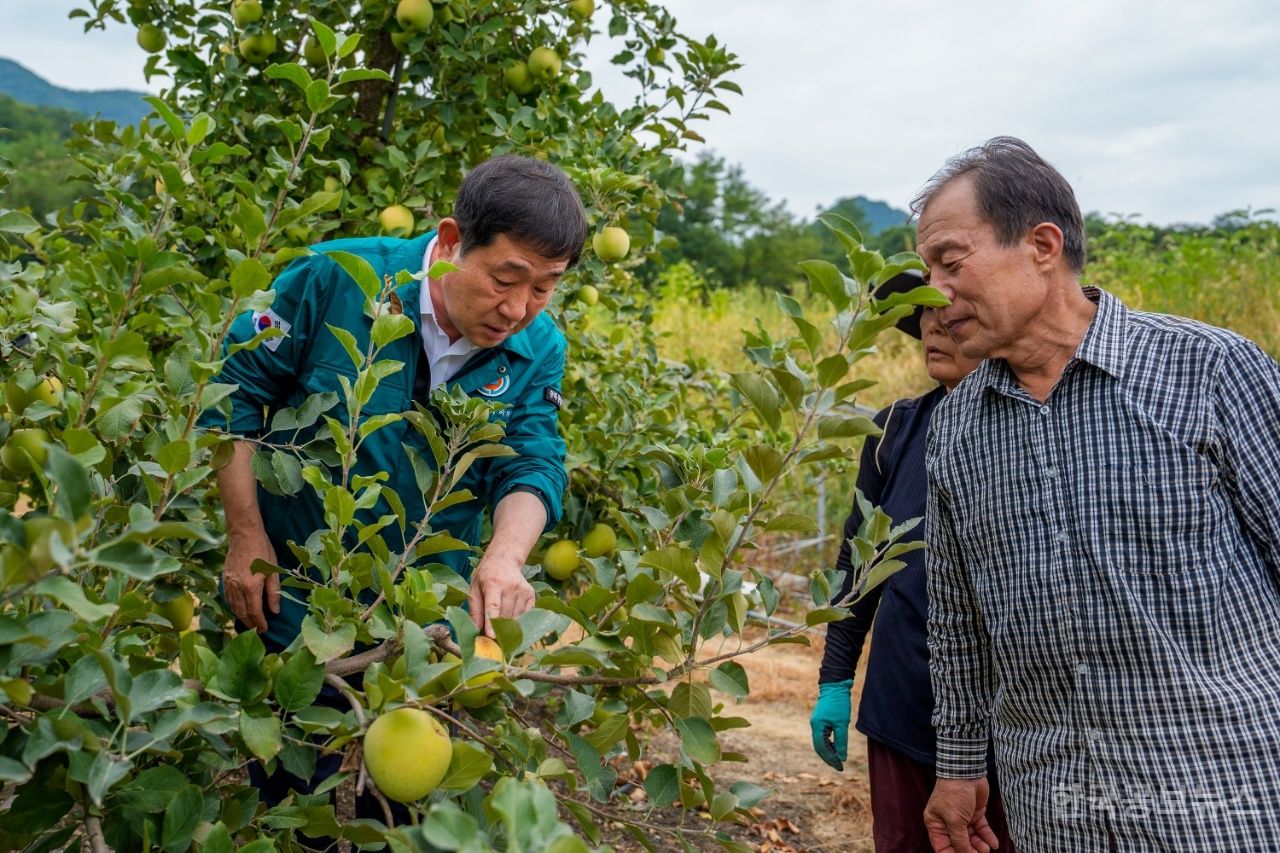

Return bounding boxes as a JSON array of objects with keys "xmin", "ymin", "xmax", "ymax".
[{"xmin": 251, "ymin": 308, "xmax": 292, "ymax": 352}]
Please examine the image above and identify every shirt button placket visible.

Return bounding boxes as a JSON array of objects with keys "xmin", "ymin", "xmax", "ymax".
[{"xmin": 1044, "ymin": 399, "xmax": 1093, "ymax": 771}]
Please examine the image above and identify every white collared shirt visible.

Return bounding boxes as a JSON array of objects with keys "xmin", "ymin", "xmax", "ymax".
[{"xmin": 419, "ymin": 236, "xmax": 480, "ymax": 391}]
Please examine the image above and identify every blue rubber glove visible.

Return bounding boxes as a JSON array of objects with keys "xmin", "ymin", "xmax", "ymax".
[{"xmin": 810, "ymin": 679, "xmax": 853, "ymax": 771}]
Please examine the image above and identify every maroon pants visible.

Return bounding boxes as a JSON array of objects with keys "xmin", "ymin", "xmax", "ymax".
[{"xmin": 867, "ymin": 739, "xmax": 1016, "ymax": 853}]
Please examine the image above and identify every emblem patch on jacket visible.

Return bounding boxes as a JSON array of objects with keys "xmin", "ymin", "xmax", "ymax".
[
  {"xmin": 251, "ymin": 308, "xmax": 291, "ymax": 352},
  {"xmin": 478, "ymin": 375, "xmax": 511, "ymax": 397},
  {"xmin": 544, "ymin": 387, "xmax": 563, "ymax": 409}
]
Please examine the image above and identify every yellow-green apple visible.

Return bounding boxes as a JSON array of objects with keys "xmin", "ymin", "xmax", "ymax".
[
  {"xmin": 592, "ymin": 226, "xmax": 630, "ymax": 262},
  {"xmin": 363, "ymin": 707, "xmax": 453, "ymax": 802}
]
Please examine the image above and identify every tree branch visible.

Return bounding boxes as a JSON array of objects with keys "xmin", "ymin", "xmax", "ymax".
[
  {"xmin": 325, "ymin": 639, "xmax": 400, "ymax": 677},
  {"xmin": 324, "ymin": 673, "xmax": 367, "ymax": 729},
  {"xmin": 82, "ymin": 797, "xmax": 108, "ymax": 853}
]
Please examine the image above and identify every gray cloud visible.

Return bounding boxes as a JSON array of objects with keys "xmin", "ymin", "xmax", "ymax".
[
  {"xmin": 587, "ymin": 0, "xmax": 1280, "ymax": 224},
  {"xmin": 4, "ymin": 0, "xmax": 1277, "ymax": 224}
]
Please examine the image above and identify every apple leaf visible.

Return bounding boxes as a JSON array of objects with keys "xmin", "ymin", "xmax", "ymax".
[{"xmin": 438, "ymin": 740, "xmax": 491, "ymax": 791}]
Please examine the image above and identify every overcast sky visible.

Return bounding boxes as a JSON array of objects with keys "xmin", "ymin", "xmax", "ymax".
[{"xmin": 4, "ymin": 0, "xmax": 1278, "ymax": 224}]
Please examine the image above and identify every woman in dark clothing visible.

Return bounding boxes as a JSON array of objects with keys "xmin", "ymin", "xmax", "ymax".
[{"xmin": 810, "ymin": 282, "xmax": 1015, "ymax": 852}]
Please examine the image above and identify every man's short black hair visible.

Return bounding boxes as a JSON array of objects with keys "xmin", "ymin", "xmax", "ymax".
[
  {"xmin": 911, "ymin": 136, "xmax": 1087, "ymax": 273},
  {"xmin": 453, "ymin": 155, "xmax": 588, "ymax": 267}
]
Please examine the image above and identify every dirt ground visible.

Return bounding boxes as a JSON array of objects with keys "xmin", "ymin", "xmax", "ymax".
[
  {"xmin": 600, "ymin": 629, "xmax": 876, "ymax": 853},
  {"xmin": 710, "ymin": 633, "xmax": 874, "ymax": 852}
]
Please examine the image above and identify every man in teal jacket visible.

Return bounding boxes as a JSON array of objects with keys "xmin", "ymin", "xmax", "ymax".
[{"xmin": 200, "ymin": 155, "xmax": 587, "ymax": 647}]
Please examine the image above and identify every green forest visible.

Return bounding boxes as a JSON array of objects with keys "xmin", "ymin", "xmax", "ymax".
[
  {"xmin": 0, "ymin": 94, "xmax": 87, "ymax": 218},
  {"xmin": 1, "ymin": 64, "xmax": 1276, "ymax": 357}
]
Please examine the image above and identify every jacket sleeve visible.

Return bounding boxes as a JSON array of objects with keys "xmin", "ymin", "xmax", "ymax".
[
  {"xmin": 1213, "ymin": 338, "xmax": 1280, "ymax": 579},
  {"xmin": 486, "ymin": 333, "xmax": 568, "ymax": 529},
  {"xmin": 197, "ymin": 255, "xmax": 332, "ymax": 437},
  {"xmin": 926, "ymin": 424, "xmax": 994, "ymax": 779},
  {"xmin": 818, "ymin": 406, "xmax": 891, "ymax": 684}
]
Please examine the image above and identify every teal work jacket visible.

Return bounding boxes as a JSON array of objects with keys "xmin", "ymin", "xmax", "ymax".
[{"xmin": 199, "ymin": 233, "xmax": 568, "ymax": 647}]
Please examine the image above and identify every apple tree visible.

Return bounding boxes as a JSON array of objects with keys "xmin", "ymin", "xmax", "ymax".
[{"xmin": 0, "ymin": 1, "xmax": 943, "ymax": 850}]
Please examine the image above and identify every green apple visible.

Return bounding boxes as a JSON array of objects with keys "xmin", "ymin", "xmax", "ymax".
[
  {"xmin": 454, "ymin": 636, "xmax": 504, "ymax": 708},
  {"xmin": 646, "ymin": 45, "xmax": 666, "ymax": 64},
  {"xmin": 137, "ymin": 24, "xmax": 167, "ymax": 54},
  {"xmin": 363, "ymin": 707, "xmax": 452, "ymax": 802},
  {"xmin": 361, "ymin": 167, "xmax": 387, "ymax": 192},
  {"xmin": 437, "ymin": 652, "xmax": 462, "ymax": 692},
  {"xmin": 582, "ymin": 523, "xmax": 616, "ymax": 558},
  {"xmin": 1, "ymin": 429, "xmax": 50, "ymax": 477},
  {"xmin": 430, "ymin": 126, "xmax": 453, "ymax": 153},
  {"xmin": 302, "ymin": 36, "xmax": 326, "ymax": 66},
  {"xmin": 391, "ymin": 29, "xmax": 416, "ymax": 53},
  {"xmin": 503, "ymin": 61, "xmax": 535, "ymax": 95},
  {"xmin": 568, "ymin": 0, "xmax": 594, "ymax": 18},
  {"xmin": 4, "ymin": 374, "xmax": 62, "ymax": 414},
  {"xmin": 541, "ymin": 539, "xmax": 580, "ymax": 581},
  {"xmin": 527, "ymin": 46, "xmax": 562, "ymax": 82},
  {"xmin": 232, "ymin": 0, "xmax": 263, "ymax": 26},
  {"xmin": 238, "ymin": 32, "xmax": 277, "ymax": 64},
  {"xmin": 378, "ymin": 204, "xmax": 415, "ymax": 236},
  {"xmin": 577, "ymin": 284, "xmax": 599, "ymax": 306},
  {"xmin": 396, "ymin": 0, "xmax": 434, "ymax": 31},
  {"xmin": 592, "ymin": 226, "xmax": 630, "ymax": 262},
  {"xmin": 155, "ymin": 592, "xmax": 196, "ymax": 632},
  {"xmin": 23, "ymin": 516, "xmax": 76, "ymax": 573}
]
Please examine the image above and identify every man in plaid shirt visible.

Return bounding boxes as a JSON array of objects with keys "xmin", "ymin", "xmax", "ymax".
[{"xmin": 915, "ymin": 137, "xmax": 1280, "ymax": 852}]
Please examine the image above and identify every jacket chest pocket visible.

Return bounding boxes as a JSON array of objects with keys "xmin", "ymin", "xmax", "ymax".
[{"xmin": 303, "ymin": 355, "xmax": 410, "ymax": 417}]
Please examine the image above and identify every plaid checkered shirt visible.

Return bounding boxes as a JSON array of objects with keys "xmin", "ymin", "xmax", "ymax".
[{"xmin": 925, "ymin": 288, "xmax": 1280, "ymax": 851}]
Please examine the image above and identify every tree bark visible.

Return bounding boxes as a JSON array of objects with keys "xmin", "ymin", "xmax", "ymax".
[{"xmin": 355, "ymin": 29, "xmax": 399, "ymax": 132}]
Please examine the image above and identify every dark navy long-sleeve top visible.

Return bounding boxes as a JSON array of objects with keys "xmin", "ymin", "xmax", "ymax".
[{"xmin": 819, "ymin": 385, "xmax": 943, "ymax": 766}]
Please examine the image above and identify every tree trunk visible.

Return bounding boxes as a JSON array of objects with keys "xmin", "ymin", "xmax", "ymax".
[{"xmin": 355, "ymin": 29, "xmax": 399, "ymax": 132}]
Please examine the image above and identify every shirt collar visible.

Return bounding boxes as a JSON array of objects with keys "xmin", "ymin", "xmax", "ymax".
[
  {"xmin": 977, "ymin": 357, "xmax": 1016, "ymax": 395},
  {"xmin": 1071, "ymin": 287, "xmax": 1127, "ymax": 379},
  {"xmin": 417, "ymin": 236, "xmax": 479, "ymax": 357},
  {"xmin": 980, "ymin": 285, "xmax": 1125, "ymax": 394},
  {"xmin": 418, "ymin": 235, "xmax": 441, "ymax": 320}
]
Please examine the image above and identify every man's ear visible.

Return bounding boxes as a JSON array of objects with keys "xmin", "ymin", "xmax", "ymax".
[
  {"xmin": 436, "ymin": 218, "xmax": 462, "ymax": 258},
  {"xmin": 1029, "ymin": 221, "xmax": 1064, "ymax": 272}
]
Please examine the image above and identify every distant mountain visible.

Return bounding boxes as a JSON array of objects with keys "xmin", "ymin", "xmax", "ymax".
[
  {"xmin": 0, "ymin": 58, "xmax": 149, "ymax": 126},
  {"xmin": 852, "ymin": 196, "xmax": 911, "ymax": 234},
  {"xmin": 819, "ymin": 195, "xmax": 911, "ymax": 236}
]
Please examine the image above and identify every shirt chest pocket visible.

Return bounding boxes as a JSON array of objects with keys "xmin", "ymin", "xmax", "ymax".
[
  {"xmin": 1093, "ymin": 455, "xmax": 1223, "ymax": 574},
  {"xmin": 302, "ymin": 355, "xmax": 409, "ymax": 417}
]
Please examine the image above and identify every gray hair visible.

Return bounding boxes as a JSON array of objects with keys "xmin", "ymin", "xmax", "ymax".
[{"xmin": 911, "ymin": 136, "xmax": 1087, "ymax": 272}]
